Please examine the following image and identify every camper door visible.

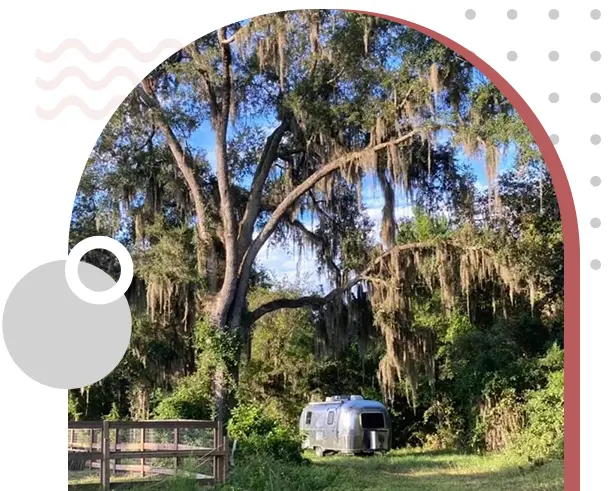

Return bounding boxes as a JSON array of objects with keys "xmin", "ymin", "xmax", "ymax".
[{"xmin": 325, "ymin": 409, "xmax": 337, "ymax": 448}]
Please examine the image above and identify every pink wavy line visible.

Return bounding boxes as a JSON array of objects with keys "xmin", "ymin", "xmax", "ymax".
[
  {"xmin": 36, "ymin": 38, "xmax": 184, "ymax": 62},
  {"xmin": 36, "ymin": 66, "xmax": 140, "ymax": 90},
  {"xmin": 35, "ymin": 95, "xmax": 126, "ymax": 120}
]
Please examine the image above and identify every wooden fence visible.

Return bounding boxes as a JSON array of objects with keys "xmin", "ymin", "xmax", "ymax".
[{"xmin": 68, "ymin": 420, "xmax": 228, "ymax": 489}]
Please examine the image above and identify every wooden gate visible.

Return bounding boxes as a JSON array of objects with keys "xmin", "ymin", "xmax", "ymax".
[{"xmin": 68, "ymin": 420, "xmax": 228, "ymax": 489}]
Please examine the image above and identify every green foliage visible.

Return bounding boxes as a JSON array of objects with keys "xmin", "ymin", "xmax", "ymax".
[
  {"xmin": 153, "ymin": 373, "xmax": 212, "ymax": 420},
  {"xmin": 68, "ymin": 392, "xmax": 82, "ymax": 421},
  {"xmin": 103, "ymin": 402, "xmax": 122, "ymax": 421},
  {"xmin": 513, "ymin": 346, "xmax": 564, "ymax": 461},
  {"xmin": 397, "ymin": 207, "xmax": 451, "ymax": 244},
  {"xmin": 228, "ymin": 404, "xmax": 304, "ymax": 464}
]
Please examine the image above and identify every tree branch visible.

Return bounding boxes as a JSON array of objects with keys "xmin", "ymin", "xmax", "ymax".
[
  {"xmin": 187, "ymin": 45, "xmax": 219, "ymax": 122},
  {"xmin": 138, "ymin": 79, "xmax": 219, "ymax": 292},
  {"xmin": 237, "ymin": 119, "xmax": 291, "ymax": 257},
  {"xmin": 247, "ymin": 130, "xmax": 420, "ymax": 265},
  {"xmin": 210, "ymin": 27, "xmax": 241, "ymax": 328},
  {"xmin": 138, "ymin": 81, "xmax": 211, "ymax": 245},
  {"xmin": 218, "ymin": 27, "xmax": 233, "ymax": 123},
  {"xmin": 288, "ymin": 218, "xmax": 341, "ymax": 282},
  {"xmin": 248, "ymin": 239, "xmax": 442, "ymax": 323},
  {"xmin": 229, "ymin": 130, "xmax": 420, "ymax": 327},
  {"xmin": 309, "ymin": 191, "xmax": 334, "ymax": 224}
]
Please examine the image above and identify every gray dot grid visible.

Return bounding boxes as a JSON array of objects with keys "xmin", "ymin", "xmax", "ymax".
[
  {"xmin": 587, "ymin": 11, "xmax": 602, "ymax": 267},
  {"xmin": 484, "ymin": 6, "xmax": 603, "ymax": 266}
]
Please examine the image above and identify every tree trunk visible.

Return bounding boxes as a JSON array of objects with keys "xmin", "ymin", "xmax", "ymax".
[{"xmin": 212, "ymin": 363, "xmax": 229, "ymax": 424}]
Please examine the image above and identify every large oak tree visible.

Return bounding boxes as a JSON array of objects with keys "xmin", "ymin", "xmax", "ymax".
[{"xmin": 74, "ymin": 10, "xmax": 542, "ymax": 420}]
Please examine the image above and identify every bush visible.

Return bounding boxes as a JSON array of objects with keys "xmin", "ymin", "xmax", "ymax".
[
  {"xmin": 513, "ymin": 345, "xmax": 564, "ymax": 461},
  {"xmin": 152, "ymin": 374, "xmax": 212, "ymax": 420},
  {"xmin": 228, "ymin": 404, "xmax": 304, "ymax": 464},
  {"xmin": 514, "ymin": 368, "xmax": 564, "ymax": 461},
  {"xmin": 68, "ymin": 391, "xmax": 81, "ymax": 421}
]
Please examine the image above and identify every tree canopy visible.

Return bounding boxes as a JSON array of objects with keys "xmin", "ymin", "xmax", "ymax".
[{"xmin": 69, "ymin": 9, "xmax": 560, "ymax": 431}]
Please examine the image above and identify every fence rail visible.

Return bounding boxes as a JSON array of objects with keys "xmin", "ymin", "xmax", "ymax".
[{"xmin": 68, "ymin": 420, "xmax": 228, "ymax": 490}]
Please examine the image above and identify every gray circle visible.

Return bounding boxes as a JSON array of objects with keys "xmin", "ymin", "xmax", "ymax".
[
  {"xmin": 591, "ymin": 93, "xmax": 602, "ymax": 103},
  {"xmin": 465, "ymin": 9, "xmax": 476, "ymax": 20},
  {"xmin": 591, "ymin": 51, "xmax": 602, "ymax": 61},
  {"xmin": 591, "ymin": 218, "xmax": 602, "ymax": 228},
  {"xmin": 591, "ymin": 9, "xmax": 601, "ymax": 20},
  {"xmin": 548, "ymin": 51, "xmax": 560, "ymax": 61},
  {"xmin": 549, "ymin": 9, "xmax": 560, "ymax": 20},
  {"xmin": 507, "ymin": 9, "xmax": 518, "ymax": 20},
  {"xmin": 550, "ymin": 134, "xmax": 560, "ymax": 144},
  {"xmin": 590, "ymin": 176, "xmax": 602, "ymax": 186},
  {"xmin": 2, "ymin": 261, "xmax": 132, "ymax": 389},
  {"xmin": 548, "ymin": 93, "xmax": 560, "ymax": 103},
  {"xmin": 591, "ymin": 259, "xmax": 602, "ymax": 270},
  {"xmin": 507, "ymin": 51, "xmax": 518, "ymax": 61},
  {"xmin": 591, "ymin": 134, "xmax": 602, "ymax": 145}
]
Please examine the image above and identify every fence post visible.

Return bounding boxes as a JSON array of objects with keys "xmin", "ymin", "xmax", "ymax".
[
  {"xmin": 213, "ymin": 421, "xmax": 219, "ymax": 483},
  {"xmin": 89, "ymin": 428, "xmax": 94, "ymax": 471},
  {"xmin": 113, "ymin": 427, "xmax": 119, "ymax": 475},
  {"xmin": 101, "ymin": 421, "xmax": 111, "ymax": 490},
  {"xmin": 140, "ymin": 426, "xmax": 145, "ymax": 477},
  {"xmin": 222, "ymin": 435, "xmax": 228, "ymax": 484},
  {"xmin": 174, "ymin": 427, "xmax": 180, "ymax": 475}
]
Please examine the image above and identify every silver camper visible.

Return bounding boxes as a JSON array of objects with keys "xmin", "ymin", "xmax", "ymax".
[{"xmin": 299, "ymin": 395, "xmax": 391, "ymax": 456}]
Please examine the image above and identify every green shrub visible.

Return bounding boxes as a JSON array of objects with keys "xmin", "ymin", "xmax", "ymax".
[
  {"xmin": 153, "ymin": 374, "xmax": 212, "ymax": 420},
  {"xmin": 103, "ymin": 402, "xmax": 122, "ymax": 421},
  {"xmin": 515, "ymin": 368, "xmax": 564, "ymax": 460},
  {"xmin": 513, "ymin": 345, "xmax": 564, "ymax": 461},
  {"xmin": 68, "ymin": 391, "xmax": 81, "ymax": 421},
  {"xmin": 228, "ymin": 404, "xmax": 304, "ymax": 464}
]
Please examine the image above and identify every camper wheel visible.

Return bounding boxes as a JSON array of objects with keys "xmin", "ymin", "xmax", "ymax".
[{"xmin": 314, "ymin": 446, "xmax": 325, "ymax": 457}]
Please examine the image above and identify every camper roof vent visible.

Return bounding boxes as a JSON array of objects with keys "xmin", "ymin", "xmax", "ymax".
[
  {"xmin": 350, "ymin": 395, "xmax": 364, "ymax": 400},
  {"xmin": 325, "ymin": 395, "xmax": 350, "ymax": 402}
]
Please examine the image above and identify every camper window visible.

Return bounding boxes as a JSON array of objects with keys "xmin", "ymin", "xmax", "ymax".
[
  {"xmin": 327, "ymin": 410, "xmax": 335, "ymax": 425},
  {"xmin": 361, "ymin": 412, "xmax": 385, "ymax": 429},
  {"xmin": 305, "ymin": 411, "xmax": 312, "ymax": 425}
]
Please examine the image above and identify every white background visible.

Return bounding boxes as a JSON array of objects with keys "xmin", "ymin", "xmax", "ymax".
[{"xmin": 0, "ymin": 1, "xmax": 604, "ymax": 489}]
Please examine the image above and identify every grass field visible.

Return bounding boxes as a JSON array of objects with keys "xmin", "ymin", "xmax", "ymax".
[
  {"xmin": 70, "ymin": 450, "xmax": 564, "ymax": 490},
  {"xmin": 302, "ymin": 450, "xmax": 564, "ymax": 491}
]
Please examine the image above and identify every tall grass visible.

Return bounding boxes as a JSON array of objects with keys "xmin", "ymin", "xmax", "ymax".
[{"xmin": 96, "ymin": 449, "xmax": 563, "ymax": 491}]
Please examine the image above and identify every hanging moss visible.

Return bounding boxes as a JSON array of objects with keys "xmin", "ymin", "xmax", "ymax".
[{"xmin": 313, "ymin": 237, "xmax": 530, "ymax": 407}]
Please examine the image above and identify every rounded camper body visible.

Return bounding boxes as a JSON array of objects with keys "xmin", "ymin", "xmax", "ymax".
[{"xmin": 299, "ymin": 395, "xmax": 391, "ymax": 456}]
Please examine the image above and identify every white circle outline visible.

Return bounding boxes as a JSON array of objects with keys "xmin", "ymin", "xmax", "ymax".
[{"xmin": 65, "ymin": 236, "xmax": 134, "ymax": 305}]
